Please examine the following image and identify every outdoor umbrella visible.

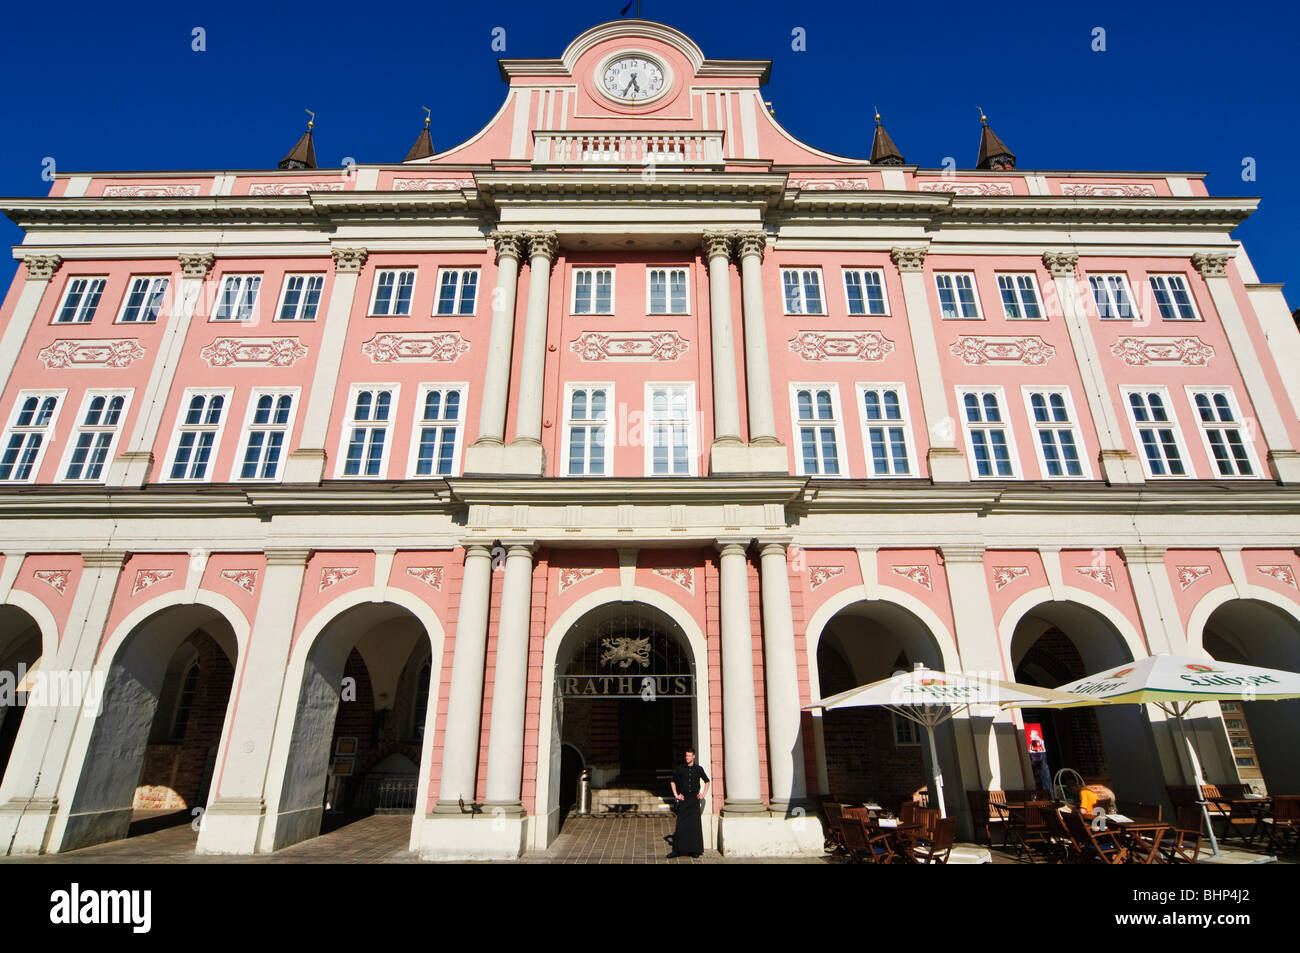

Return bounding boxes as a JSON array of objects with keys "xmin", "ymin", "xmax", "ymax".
[
  {"xmin": 1021, "ymin": 654, "xmax": 1300, "ymax": 857},
  {"xmin": 806, "ymin": 665, "xmax": 1097, "ymax": 818}
]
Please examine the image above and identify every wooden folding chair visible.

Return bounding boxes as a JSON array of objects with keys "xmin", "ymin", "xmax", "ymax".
[
  {"xmin": 1259, "ymin": 796, "xmax": 1300, "ymax": 855},
  {"xmin": 1159, "ymin": 806, "xmax": 1204, "ymax": 864},
  {"xmin": 908, "ymin": 816, "xmax": 956, "ymax": 864},
  {"xmin": 840, "ymin": 816, "xmax": 895, "ymax": 864},
  {"xmin": 821, "ymin": 800, "xmax": 848, "ymax": 855},
  {"xmin": 1065, "ymin": 809, "xmax": 1128, "ymax": 864},
  {"xmin": 1007, "ymin": 801, "xmax": 1055, "ymax": 863},
  {"xmin": 1042, "ymin": 807, "xmax": 1079, "ymax": 863},
  {"xmin": 966, "ymin": 789, "xmax": 1008, "ymax": 847}
]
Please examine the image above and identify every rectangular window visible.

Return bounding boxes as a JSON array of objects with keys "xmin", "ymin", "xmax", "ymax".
[
  {"xmin": 1189, "ymin": 388, "xmax": 1256, "ymax": 477},
  {"xmin": 646, "ymin": 384, "xmax": 695, "ymax": 476},
  {"xmin": 117, "ymin": 276, "xmax": 170, "ymax": 323},
  {"xmin": 339, "ymin": 386, "xmax": 397, "ymax": 477},
  {"xmin": 276, "ymin": 274, "xmax": 325, "ymax": 321},
  {"xmin": 166, "ymin": 391, "xmax": 230, "ymax": 481},
  {"xmin": 0, "ymin": 392, "xmax": 63, "ymax": 482},
  {"xmin": 572, "ymin": 269, "xmax": 614, "ymax": 314},
  {"xmin": 843, "ymin": 269, "xmax": 888, "ymax": 316},
  {"xmin": 212, "ymin": 275, "xmax": 261, "ymax": 322},
  {"xmin": 1124, "ymin": 389, "xmax": 1187, "ymax": 477},
  {"xmin": 55, "ymin": 278, "xmax": 107, "ymax": 324},
  {"xmin": 1024, "ymin": 389, "xmax": 1086, "ymax": 478},
  {"xmin": 781, "ymin": 269, "xmax": 825, "ymax": 315},
  {"xmin": 1149, "ymin": 275, "xmax": 1199, "ymax": 321},
  {"xmin": 435, "ymin": 269, "xmax": 479, "ymax": 316},
  {"xmin": 411, "ymin": 385, "xmax": 465, "ymax": 476},
  {"xmin": 61, "ymin": 391, "xmax": 130, "ymax": 482},
  {"xmin": 370, "ymin": 269, "xmax": 416, "ymax": 316},
  {"xmin": 997, "ymin": 273, "xmax": 1043, "ymax": 320},
  {"xmin": 1089, "ymin": 273, "xmax": 1137, "ymax": 319},
  {"xmin": 935, "ymin": 273, "xmax": 982, "ymax": 319},
  {"xmin": 564, "ymin": 385, "xmax": 611, "ymax": 476},
  {"xmin": 893, "ymin": 713, "xmax": 920, "ymax": 747},
  {"xmin": 960, "ymin": 390, "xmax": 1016, "ymax": 477},
  {"xmin": 792, "ymin": 386, "xmax": 843, "ymax": 476},
  {"xmin": 857, "ymin": 385, "xmax": 912, "ymax": 476},
  {"xmin": 647, "ymin": 268, "xmax": 689, "ymax": 314},
  {"xmin": 236, "ymin": 391, "xmax": 297, "ymax": 481}
]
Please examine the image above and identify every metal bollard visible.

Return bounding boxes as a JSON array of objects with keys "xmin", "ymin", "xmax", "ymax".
[{"xmin": 577, "ymin": 768, "xmax": 591, "ymax": 816}]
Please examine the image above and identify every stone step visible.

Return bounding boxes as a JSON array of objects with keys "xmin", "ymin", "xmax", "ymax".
[{"xmin": 587, "ymin": 787, "xmax": 674, "ymax": 813}]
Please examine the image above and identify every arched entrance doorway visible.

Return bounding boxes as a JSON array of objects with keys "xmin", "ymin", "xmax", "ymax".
[
  {"xmin": 0, "ymin": 605, "xmax": 43, "ymax": 791},
  {"xmin": 1010, "ymin": 601, "xmax": 1163, "ymax": 804},
  {"xmin": 814, "ymin": 600, "xmax": 963, "ymax": 812},
  {"xmin": 269, "ymin": 602, "xmax": 434, "ymax": 851},
  {"xmin": 1201, "ymin": 598, "xmax": 1300, "ymax": 794},
  {"xmin": 552, "ymin": 602, "xmax": 697, "ymax": 827},
  {"xmin": 58, "ymin": 603, "xmax": 239, "ymax": 852}
]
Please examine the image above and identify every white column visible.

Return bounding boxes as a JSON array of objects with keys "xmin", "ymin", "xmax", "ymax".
[
  {"xmin": 472, "ymin": 232, "xmax": 524, "ymax": 447},
  {"xmin": 109, "ymin": 252, "xmax": 215, "ymax": 486},
  {"xmin": 703, "ymin": 231, "xmax": 743, "ymax": 447},
  {"xmin": 197, "ymin": 548, "xmax": 310, "ymax": 854},
  {"xmin": 1192, "ymin": 251, "xmax": 1300, "ymax": 483},
  {"xmin": 0, "ymin": 255, "xmax": 60, "ymax": 399},
  {"xmin": 1119, "ymin": 545, "xmax": 1182, "ymax": 655},
  {"xmin": 483, "ymin": 541, "xmax": 535, "ymax": 815},
  {"xmin": 282, "ymin": 247, "xmax": 369, "ymax": 483},
  {"xmin": 433, "ymin": 543, "xmax": 494, "ymax": 812},
  {"xmin": 717, "ymin": 539, "xmax": 764, "ymax": 813},
  {"xmin": 1042, "ymin": 251, "xmax": 1144, "ymax": 484},
  {"xmin": 513, "ymin": 232, "xmax": 557, "ymax": 449},
  {"xmin": 758, "ymin": 540, "xmax": 806, "ymax": 812},
  {"xmin": 735, "ymin": 232, "xmax": 779, "ymax": 447},
  {"xmin": 0, "ymin": 550, "xmax": 127, "ymax": 855},
  {"xmin": 891, "ymin": 246, "xmax": 966, "ymax": 482}
]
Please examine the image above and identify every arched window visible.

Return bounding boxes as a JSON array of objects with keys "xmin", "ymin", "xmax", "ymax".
[{"xmin": 171, "ymin": 662, "xmax": 200, "ymax": 741}]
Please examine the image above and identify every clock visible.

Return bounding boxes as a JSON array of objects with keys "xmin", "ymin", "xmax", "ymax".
[{"xmin": 598, "ymin": 52, "xmax": 670, "ymax": 105}]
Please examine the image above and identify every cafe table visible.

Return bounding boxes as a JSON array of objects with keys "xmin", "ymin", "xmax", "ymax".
[{"xmin": 1103, "ymin": 814, "xmax": 1169, "ymax": 864}]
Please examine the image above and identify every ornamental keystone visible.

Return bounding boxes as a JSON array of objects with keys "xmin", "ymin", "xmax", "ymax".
[{"xmin": 178, "ymin": 252, "xmax": 216, "ymax": 279}]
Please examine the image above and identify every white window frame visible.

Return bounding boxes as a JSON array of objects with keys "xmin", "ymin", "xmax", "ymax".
[
  {"xmin": 571, "ymin": 268, "xmax": 615, "ymax": 315},
  {"xmin": 561, "ymin": 383, "xmax": 614, "ymax": 477},
  {"xmin": 1121, "ymin": 387, "xmax": 1193, "ymax": 478},
  {"xmin": 842, "ymin": 268, "xmax": 890, "ymax": 317},
  {"xmin": 1148, "ymin": 274, "xmax": 1200, "ymax": 321},
  {"xmin": 790, "ymin": 383, "xmax": 847, "ymax": 477},
  {"xmin": 230, "ymin": 387, "xmax": 300, "ymax": 482},
  {"xmin": 934, "ymin": 272, "xmax": 983, "ymax": 319},
  {"xmin": 369, "ymin": 269, "xmax": 417, "ymax": 317},
  {"xmin": 645, "ymin": 267, "xmax": 690, "ymax": 315},
  {"xmin": 957, "ymin": 387, "xmax": 1020, "ymax": 479},
  {"xmin": 1088, "ymin": 272, "xmax": 1139, "ymax": 320},
  {"xmin": 274, "ymin": 274, "xmax": 325, "ymax": 322},
  {"xmin": 54, "ymin": 276, "xmax": 108, "ymax": 324},
  {"xmin": 780, "ymin": 268, "xmax": 827, "ymax": 315},
  {"xmin": 115, "ymin": 275, "xmax": 171, "ymax": 324},
  {"xmin": 1185, "ymin": 386, "xmax": 1261, "ymax": 479},
  {"xmin": 210, "ymin": 274, "xmax": 262, "ymax": 322},
  {"xmin": 434, "ymin": 268, "xmax": 480, "ymax": 317},
  {"xmin": 406, "ymin": 383, "xmax": 468, "ymax": 478},
  {"xmin": 57, "ymin": 388, "xmax": 132, "ymax": 484},
  {"xmin": 335, "ymin": 384, "xmax": 400, "ymax": 479},
  {"xmin": 162, "ymin": 387, "xmax": 234, "ymax": 483},
  {"xmin": 996, "ymin": 272, "xmax": 1045, "ymax": 320},
  {"xmin": 893, "ymin": 713, "xmax": 921, "ymax": 747},
  {"xmin": 0, "ymin": 389, "xmax": 66, "ymax": 484},
  {"xmin": 1021, "ymin": 387, "xmax": 1091, "ymax": 479},
  {"xmin": 644, "ymin": 382, "xmax": 698, "ymax": 477},
  {"xmin": 855, "ymin": 383, "xmax": 916, "ymax": 477}
]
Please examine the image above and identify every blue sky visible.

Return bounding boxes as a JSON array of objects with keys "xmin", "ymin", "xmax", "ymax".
[{"xmin": 2, "ymin": 0, "xmax": 1297, "ymax": 309}]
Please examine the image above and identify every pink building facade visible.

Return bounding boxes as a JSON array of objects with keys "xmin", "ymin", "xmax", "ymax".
[{"xmin": 0, "ymin": 19, "xmax": 1298, "ymax": 858}]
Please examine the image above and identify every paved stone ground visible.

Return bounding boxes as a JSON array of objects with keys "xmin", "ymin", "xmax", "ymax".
[{"xmin": 0, "ymin": 810, "xmax": 1286, "ymax": 864}]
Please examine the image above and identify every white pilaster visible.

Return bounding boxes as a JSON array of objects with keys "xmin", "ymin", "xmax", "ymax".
[
  {"xmin": 1192, "ymin": 252, "xmax": 1300, "ymax": 483},
  {"xmin": 282, "ymin": 247, "xmax": 368, "ymax": 483},
  {"xmin": 0, "ymin": 255, "xmax": 60, "ymax": 401},
  {"xmin": 109, "ymin": 252, "xmax": 215, "ymax": 487},
  {"xmin": 716, "ymin": 539, "xmax": 763, "ymax": 813},
  {"xmin": 891, "ymin": 246, "xmax": 966, "ymax": 482},
  {"xmin": 197, "ymin": 548, "xmax": 310, "ymax": 854},
  {"xmin": 1042, "ymin": 251, "xmax": 1144, "ymax": 484},
  {"xmin": 483, "ymin": 541, "xmax": 535, "ymax": 816},
  {"xmin": 757, "ymin": 540, "xmax": 806, "ymax": 812}
]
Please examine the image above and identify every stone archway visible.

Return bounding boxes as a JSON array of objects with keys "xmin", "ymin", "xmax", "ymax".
[
  {"xmin": 55, "ymin": 602, "xmax": 239, "ymax": 852},
  {"xmin": 0, "ymin": 605, "xmax": 44, "ymax": 793},
  {"xmin": 1200, "ymin": 598, "xmax": 1300, "ymax": 794},
  {"xmin": 268, "ymin": 601, "xmax": 434, "ymax": 852},
  {"xmin": 1010, "ymin": 600, "xmax": 1163, "ymax": 805}
]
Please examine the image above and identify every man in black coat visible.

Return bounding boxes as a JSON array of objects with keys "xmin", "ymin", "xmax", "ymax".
[{"xmin": 668, "ymin": 747, "xmax": 710, "ymax": 858}]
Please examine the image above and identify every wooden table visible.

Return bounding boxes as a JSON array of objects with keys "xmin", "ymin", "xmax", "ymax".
[
  {"xmin": 867, "ymin": 819, "xmax": 923, "ymax": 861},
  {"xmin": 1106, "ymin": 816, "xmax": 1169, "ymax": 864}
]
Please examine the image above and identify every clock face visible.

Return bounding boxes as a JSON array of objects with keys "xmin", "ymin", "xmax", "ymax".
[{"xmin": 601, "ymin": 55, "xmax": 667, "ymax": 103}]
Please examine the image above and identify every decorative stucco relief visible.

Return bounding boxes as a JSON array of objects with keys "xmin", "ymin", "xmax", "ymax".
[
  {"xmin": 362, "ymin": 332, "xmax": 470, "ymax": 363},
  {"xmin": 569, "ymin": 332, "xmax": 689, "ymax": 362},
  {"xmin": 1111, "ymin": 337, "xmax": 1214, "ymax": 366},
  {"xmin": 200, "ymin": 338, "xmax": 308, "ymax": 368},
  {"xmin": 788, "ymin": 331, "xmax": 895, "ymax": 362},
  {"xmin": 951, "ymin": 336, "xmax": 1055, "ymax": 366},
  {"xmin": 39, "ymin": 339, "xmax": 145, "ymax": 369}
]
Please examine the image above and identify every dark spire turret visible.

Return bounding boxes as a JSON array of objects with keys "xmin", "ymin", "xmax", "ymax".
[
  {"xmin": 975, "ymin": 108, "xmax": 1015, "ymax": 170},
  {"xmin": 870, "ymin": 109, "xmax": 905, "ymax": 166},
  {"xmin": 404, "ymin": 107, "xmax": 435, "ymax": 161},
  {"xmin": 279, "ymin": 109, "xmax": 317, "ymax": 170}
]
